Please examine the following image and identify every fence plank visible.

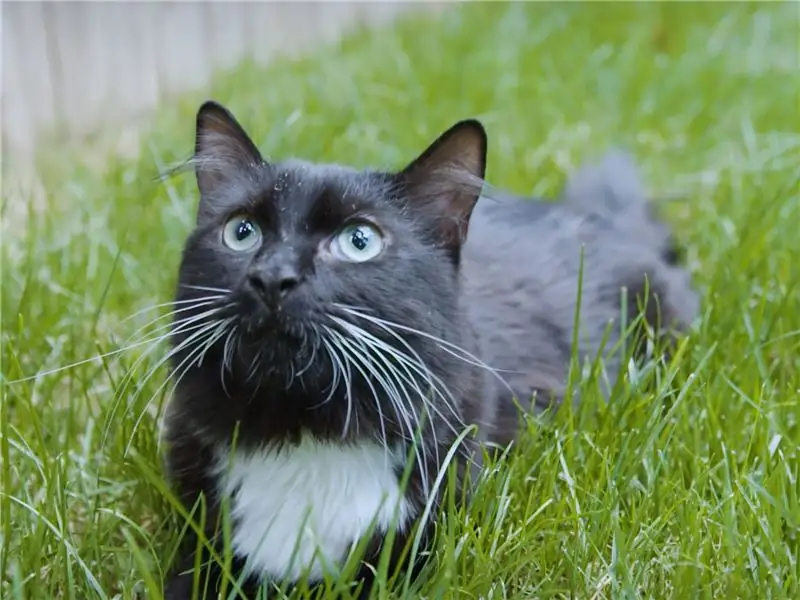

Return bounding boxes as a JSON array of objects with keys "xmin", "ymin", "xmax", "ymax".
[
  {"xmin": 2, "ymin": 1, "xmax": 442, "ymax": 169},
  {"xmin": 206, "ymin": 2, "xmax": 250, "ymax": 72},
  {"xmin": 2, "ymin": 1, "xmax": 56, "ymax": 159},
  {"xmin": 155, "ymin": 3, "xmax": 211, "ymax": 99},
  {"xmin": 43, "ymin": 1, "xmax": 111, "ymax": 139},
  {"xmin": 107, "ymin": 2, "xmax": 161, "ymax": 121}
]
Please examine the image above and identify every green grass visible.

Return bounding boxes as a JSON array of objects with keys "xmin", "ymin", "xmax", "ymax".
[{"xmin": 2, "ymin": 2, "xmax": 799, "ymax": 598}]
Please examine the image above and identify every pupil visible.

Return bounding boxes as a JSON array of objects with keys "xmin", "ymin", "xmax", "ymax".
[
  {"xmin": 237, "ymin": 221, "xmax": 252, "ymax": 241},
  {"xmin": 350, "ymin": 228, "xmax": 369, "ymax": 251}
]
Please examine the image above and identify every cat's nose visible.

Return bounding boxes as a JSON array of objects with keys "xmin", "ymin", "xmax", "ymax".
[{"xmin": 246, "ymin": 267, "xmax": 301, "ymax": 308}]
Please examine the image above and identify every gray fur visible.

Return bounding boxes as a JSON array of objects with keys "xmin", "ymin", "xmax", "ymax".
[{"xmin": 463, "ymin": 150, "xmax": 699, "ymax": 430}]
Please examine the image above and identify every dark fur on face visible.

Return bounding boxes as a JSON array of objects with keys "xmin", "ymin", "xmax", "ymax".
[{"xmin": 161, "ymin": 102, "xmax": 700, "ymax": 599}]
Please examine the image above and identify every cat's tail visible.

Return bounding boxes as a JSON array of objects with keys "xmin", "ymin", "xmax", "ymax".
[
  {"xmin": 562, "ymin": 148, "xmax": 649, "ymax": 215},
  {"xmin": 562, "ymin": 149, "xmax": 685, "ymax": 262}
]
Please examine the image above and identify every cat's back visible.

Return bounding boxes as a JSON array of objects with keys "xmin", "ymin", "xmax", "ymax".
[
  {"xmin": 461, "ymin": 194, "xmax": 590, "ymax": 409},
  {"xmin": 460, "ymin": 152, "xmax": 700, "ymax": 412}
]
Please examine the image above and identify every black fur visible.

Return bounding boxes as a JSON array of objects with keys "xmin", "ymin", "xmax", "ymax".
[{"xmin": 161, "ymin": 101, "xmax": 699, "ymax": 598}]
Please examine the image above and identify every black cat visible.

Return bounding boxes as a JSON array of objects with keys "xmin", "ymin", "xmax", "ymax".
[{"xmin": 161, "ymin": 101, "xmax": 699, "ymax": 599}]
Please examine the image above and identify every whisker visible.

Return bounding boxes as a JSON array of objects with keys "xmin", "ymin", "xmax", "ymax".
[
  {"xmin": 335, "ymin": 319, "xmax": 466, "ymax": 471},
  {"xmin": 223, "ymin": 326, "xmax": 238, "ymax": 372},
  {"xmin": 122, "ymin": 315, "xmax": 228, "ymax": 411},
  {"xmin": 322, "ymin": 332, "xmax": 359, "ymax": 438},
  {"xmin": 336, "ymin": 304, "xmax": 498, "ymax": 369},
  {"xmin": 101, "ymin": 316, "xmax": 228, "ymax": 446},
  {"xmin": 180, "ymin": 284, "xmax": 232, "ymax": 294},
  {"xmin": 124, "ymin": 317, "xmax": 234, "ymax": 456},
  {"xmin": 119, "ymin": 298, "xmax": 224, "ymax": 344},
  {"xmin": 246, "ymin": 345, "xmax": 265, "ymax": 384},
  {"xmin": 349, "ymin": 329, "xmax": 453, "ymax": 440},
  {"xmin": 4, "ymin": 299, "xmax": 230, "ymax": 385},
  {"xmin": 333, "ymin": 332, "xmax": 412, "ymax": 480},
  {"xmin": 109, "ymin": 304, "xmax": 228, "ymax": 379},
  {"xmin": 325, "ymin": 330, "xmax": 375, "ymax": 439},
  {"xmin": 317, "ymin": 337, "xmax": 345, "ymax": 409},
  {"xmin": 326, "ymin": 329, "xmax": 395, "ymax": 438},
  {"xmin": 330, "ymin": 315, "xmax": 486, "ymax": 482},
  {"xmin": 326, "ymin": 325, "xmax": 431, "ymax": 497},
  {"xmin": 296, "ymin": 330, "xmax": 320, "ymax": 379},
  {"xmin": 113, "ymin": 305, "xmax": 234, "ymax": 395},
  {"xmin": 331, "ymin": 315, "xmax": 466, "ymax": 431},
  {"xmin": 336, "ymin": 304, "xmax": 517, "ymax": 396},
  {"xmin": 117, "ymin": 294, "xmax": 226, "ymax": 327},
  {"xmin": 331, "ymin": 321, "xmax": 426, "ymax": 429},
  {"xmin": 221, "ymin": 325, "xmax": 238, "ymax": 398}
]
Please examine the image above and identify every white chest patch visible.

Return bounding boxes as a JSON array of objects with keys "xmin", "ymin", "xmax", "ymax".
[{"xmin": 214, "ymin": 438, "xmax": 414, "ymax": 583}]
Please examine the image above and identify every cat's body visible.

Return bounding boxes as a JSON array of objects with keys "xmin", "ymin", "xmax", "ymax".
[
  {"xmin": 161, "ymin": 102, "xmax": 698, "ymax": 599},
  {"xmin": 463, "ymin": 161, "xmax": 698, "ymax": 423}
]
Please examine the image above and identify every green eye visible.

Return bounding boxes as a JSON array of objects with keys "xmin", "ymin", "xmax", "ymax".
[
  {"xmin": 222, "ymin": 215, "xmax": 262, "ymax": 251},
  {"xmin": 334, "ymin": 223, "xmax": 384, "ymax": 262}
]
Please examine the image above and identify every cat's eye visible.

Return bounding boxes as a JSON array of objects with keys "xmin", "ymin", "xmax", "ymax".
[
  {"xmin": 332, "ymin": 222, "xmax": 385, "ymax": 262},
  {"xmin": 222, "ymin": 215, "xmax": 262, "ymax": 251}
]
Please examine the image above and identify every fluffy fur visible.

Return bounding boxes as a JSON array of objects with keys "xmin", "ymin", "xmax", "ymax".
[
  {"xmin": 160, "ymin": 101, "xmax": 699, "ymax": 599},
  {"xmin": 215, "ymin": 439, "xmax": 413, "ymax": 583}
]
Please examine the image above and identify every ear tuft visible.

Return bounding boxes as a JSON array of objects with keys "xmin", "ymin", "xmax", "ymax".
[
  {"xmin": 194, "ymin": 101, "xmax": 264, "ymax": 197},
  {"xmin": 400, "ymin": 120, "xmax": 488, "ymax": 254}
]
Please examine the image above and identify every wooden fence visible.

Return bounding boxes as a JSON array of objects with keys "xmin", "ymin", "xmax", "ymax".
[{"xmin": 1, "ymin": 1, "xmax": 445, "ymax": 168}]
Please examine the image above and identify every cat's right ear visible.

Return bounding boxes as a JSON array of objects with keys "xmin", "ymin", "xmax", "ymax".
[{"xmin": 193, "ymin": 101, "xmax": 265, "ymax": 198}]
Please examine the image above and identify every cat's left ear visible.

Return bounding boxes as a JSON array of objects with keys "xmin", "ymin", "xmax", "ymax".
[
  {"xmin": 399, "ymin": 120, "xmax": 487, "ymax": 251},
  {"xmin": 193, "ymin": 101, "xmax": 265, "ymax": 199}
]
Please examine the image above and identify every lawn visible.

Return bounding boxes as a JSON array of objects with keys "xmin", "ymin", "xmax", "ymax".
[{"xmin": 2, "ymin": 2, "xmax": 799, "ymax": 599}]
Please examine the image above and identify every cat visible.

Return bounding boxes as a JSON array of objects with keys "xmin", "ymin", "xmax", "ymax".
[{"xmin": 160, "ymin": 100, "xmax": 699, "ymax": 599}]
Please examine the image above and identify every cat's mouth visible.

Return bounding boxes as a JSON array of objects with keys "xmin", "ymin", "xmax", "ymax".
[
  {"xmin": 239, "ymin": 310, "xmax": 307, "ymax": 340},
  {"xmin": 236, "ymin": 300, "xmax": 339, "ymax": 348},
  {"xmin": 227, "ymin": 286, "xmax": 299, "ymax": 334}
]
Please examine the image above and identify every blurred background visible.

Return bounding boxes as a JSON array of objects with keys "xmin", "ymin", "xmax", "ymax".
[
  {"xmin": 2, "ymin": 1, "xmax": 444, "ymax": 167},
  {"xmin": 2, "ymin": 1, "xmax": 796, "ymax": 263}
]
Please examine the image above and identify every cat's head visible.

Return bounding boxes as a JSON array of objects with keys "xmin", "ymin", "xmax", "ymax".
[{"xmin": 169, "ymin": 101, "xmax": 487, "ymax": 439}]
